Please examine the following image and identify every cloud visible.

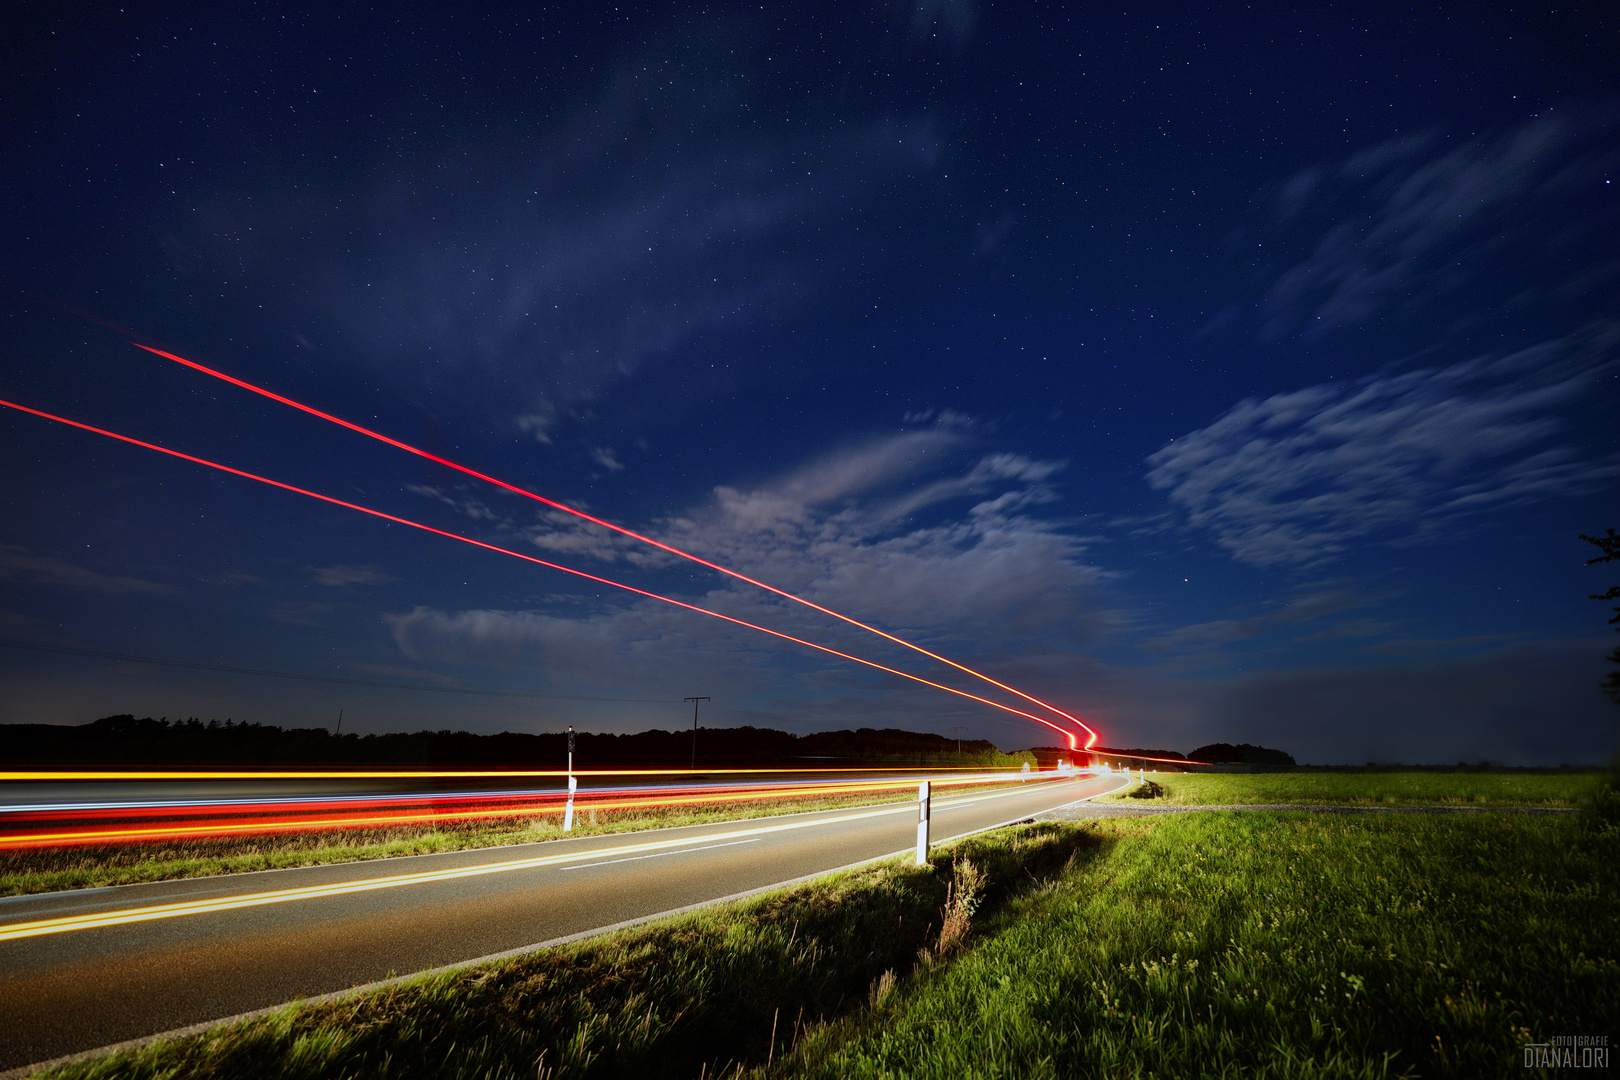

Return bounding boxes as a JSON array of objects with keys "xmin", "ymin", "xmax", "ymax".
[
  {"xmin": 590, "ymin": 447, "xmax": 626, "ymax": 473},
  {"xmin": 405, "ymin": 484, "xmax": 499, "ymax": 522},
  {"xmin": 1294, "ymin": 618, "xmax": 1400, "ymax": 643},
  {"xmin": 1255, "ymin": 109, "xmax": 1620, "ymax": 338},
  {"xmin": 178, "ymin": 22, "xmax": 943, "ymax": 437},
  {"xmin": 269, "ymin": 601, "xmax": 336, "ymax": 627},
  {"xmin": 1146, "ymin": 326, "xmax": 1620, "ymax": 566},
  {"xmin": 387, "ymin": 607, "xmax": 641, "ymax": 672},
  {"xmin": 648, "ymin": 434, "xmax": 1102, "ymax": 644},
  {"xmin": 389, "ymin": 427, "xmax": 1112, "ymax": 716},
  {"xmin": 525, "ymin": 508, "xmax": 678, "ymax": 568},
  {"xmin": 1147, "ymin": 589, "xmax": 1367, "ymax": 652},
  {"xmin": 0, "ymin": 545, "xmax": 171, "ymax": 595},
  {"xmin": 313, "ymin": 565, "xmax": 396, "ymax": 587}
]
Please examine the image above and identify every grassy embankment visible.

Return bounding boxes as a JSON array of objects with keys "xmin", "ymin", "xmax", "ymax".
[
  {"xmin": 1097, "ymin": 769, "xmax": 1597, "ymax": 806},
  {"xmin": 38, "ymin": 784, "xmax": 1619, "ymax": 1080},
  {"xmin": 0, "ymin": 774, "xmax": 1035, "ymax": 898}
]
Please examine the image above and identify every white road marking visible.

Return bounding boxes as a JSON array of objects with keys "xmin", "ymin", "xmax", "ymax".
[{"xmin": 561, "ymin": 838, "xmax": 759, "ymax": 870}]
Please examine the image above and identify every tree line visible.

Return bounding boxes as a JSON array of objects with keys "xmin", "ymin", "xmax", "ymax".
[{"xmin": 0, "ymin": 715, "xmax": 1029, "ymax": 768}]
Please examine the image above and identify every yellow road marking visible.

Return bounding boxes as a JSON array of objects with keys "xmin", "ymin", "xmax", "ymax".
[{"xmin": 0, "ymin": 780, "xmax": 1084, "ymax": 942}]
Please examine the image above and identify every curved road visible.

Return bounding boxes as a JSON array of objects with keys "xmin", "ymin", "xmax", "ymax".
[{"xmin": 0, "ymin": 772, "xmax": 1117, "ymax": 1071}]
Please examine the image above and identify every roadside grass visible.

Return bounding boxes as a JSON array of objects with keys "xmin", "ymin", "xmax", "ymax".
[
  {"xmin": 773, "ymin": 810, "xmax": 1620, "ymax": 1080},
  {"xmin": 34, "ymin": 808, "xmax": 1616, "ymax": 1079},
  {"xmin": 1095, "ymin": 770, "xmax": 1598, "ymax": 807},
  {"xmin": 38, "ymin": 823, "xmax": 1103, "ymax": 1080},
  {"xmin": 0, "ymin": 780, "xmax": 1036, "ymax": 897}
]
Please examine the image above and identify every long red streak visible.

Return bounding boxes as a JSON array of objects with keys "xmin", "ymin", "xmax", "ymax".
[
  {"xmin": 134, "ymin": 344, "xmax": 1098, "ymax": 750},
  {"xmin": 0, "ymin": 397, "xmax": 1078, "ymax": 748},
  {"xmin": 0, "ymin": 775, "xmax": 1043, "ymax": 850}
]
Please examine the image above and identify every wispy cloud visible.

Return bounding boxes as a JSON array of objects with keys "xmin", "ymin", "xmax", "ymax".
[
  {"xmin": 405, "ymin": 484, "xmax": 499, "ymax": 522},
  {"xmin": 313, "ymin": 565, "xmax": 396, "ymax": 587},
  {"xmin": 590, "ymin": 447, "xmax": 627, "ymax": 474},
  {"xmin": 1254, "ymin": 109, "xmax": 1620, "ymax": 339},
  {"xmin": 269, "ymin": 601, "xmax": 337, "ymax": 627},
  {"xmin": 1146, "ymin": 326, "xmax": 1619, "ymax": 566},
  {"xmin": 1147, "ymin": 589, "xmax": 1367, "ymax": 652},
  {"xmin": 161, "ymin": 17, "xmax": 944, "ymax": 442},
  {"xmin": 390, "ymin": 424, "xmax": 1111, "ymax": 697},
  {"xmin": 0, "ymin": 545, "xmax": 171, "ymax": 596}
]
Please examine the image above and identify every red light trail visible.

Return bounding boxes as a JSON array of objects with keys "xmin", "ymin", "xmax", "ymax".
[
  {"xmin": 0, "ymin": 772, "xmax": 1071, "ymax": 851},
  {"xmin": 0, "ymin": 397, "xmax": 1082, "ymax": 748},
  {"xmin": 133, "ymin": 343, "xmax": 1098, "ymax": 750}
]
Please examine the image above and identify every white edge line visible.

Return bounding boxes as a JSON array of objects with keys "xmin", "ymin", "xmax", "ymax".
[
  {"xmin": 1038, "ymin": 773, "xmax": 1136, "ymax": 811},
  {"xmin": 0, "ymin": 775, "xmax": 1074, "ymax": 903},
  {"xmin": 0, "ymin": 778, "xmax": 1101, "ymax": 1079},
  {"xmin": 0, "ymin": 780, "xmax": 1078, "ymax": 940},
  {"xmin": 560, "ymin": 838, "xmax": 758, "ymax": 871}
]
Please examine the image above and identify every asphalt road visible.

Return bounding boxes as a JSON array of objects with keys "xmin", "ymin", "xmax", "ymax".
[{"xmin": 0, "ymin": 772, "xmax": 1115, "ymax": 1070}]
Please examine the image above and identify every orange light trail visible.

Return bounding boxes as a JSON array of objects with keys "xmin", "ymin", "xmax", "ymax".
[
  {"xmin": 0, "ymin": 397, "xmax": 1080, "ymax": 748},
  {"xmin": 134, "ymin": 343, "xmax": 1099, "ymax": 750},
  {"xmin": 0, "ymin": 766, "xmax": 1023, "ymax": 781},
  {"xmin": 0, "ymin": 779, "xmax": 1087, "ymax": 942},
  {"xmin": 0, "ymin": 773, "xmax": 1058, "ymax": 851}
]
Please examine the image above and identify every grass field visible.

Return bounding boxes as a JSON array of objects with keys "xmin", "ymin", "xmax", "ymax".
[
  {"xmin": 776, "ymin": 810, "xmax": 1619, "ymax": 1079},
  {"xmin": 37, "ymin": 796, "xmax": 1619, "ymax": 1079},
  {"xmin": 0, "ymin": 778, "xmax": 1027, "ymax": 898},
  {"xmin": 1097, "ymin": 770, "xmax": 1598, "ymax": 807}
]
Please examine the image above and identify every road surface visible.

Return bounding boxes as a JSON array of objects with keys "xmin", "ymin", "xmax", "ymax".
[{"xmin": 0, "ymin": 772, "xmax": 1116, "ymax": 1070}]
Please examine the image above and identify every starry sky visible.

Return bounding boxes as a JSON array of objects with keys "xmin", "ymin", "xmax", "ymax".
[{"xmin": 2, "ymin": 1, "xmax": 1617, "ymax": 764}]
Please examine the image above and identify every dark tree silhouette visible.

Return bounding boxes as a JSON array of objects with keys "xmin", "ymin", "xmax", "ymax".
[
  {"xmin": 1187, "ymin": 742, "xmax": 1295, "ymax": 766},
  {"xmin": 1580, "ymin": 528, "xmax": 1620, "ymax": 706}
]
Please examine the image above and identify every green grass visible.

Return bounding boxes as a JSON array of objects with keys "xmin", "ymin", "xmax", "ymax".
[
  {"xmin": 0, "ymin": 781, "xmax": 1033, "ymax": 898},
  {"xmin": 775, "ymin": 810, "xmax": 1619, "ymax": 1080},
  {"xmin": 39, "ymin": 824, "xmax": 1098, "ymax": 1080},
  {"xmin": 1096, "ymin": 770, "xmax": 1597, "ymax": 807},
  {"xmin": 34, "ymin": 805, "xmax": 1618, "ymax": 1079}
]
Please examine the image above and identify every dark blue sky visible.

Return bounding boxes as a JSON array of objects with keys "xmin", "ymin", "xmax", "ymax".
[{"xmin": 3, "ymin": 1, "xmax": 1616, "ymax": 763}]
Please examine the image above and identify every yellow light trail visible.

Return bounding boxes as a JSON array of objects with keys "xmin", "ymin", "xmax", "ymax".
[
  {"xmin": 0, "ymin": 779, "xmax": 1082, "ymax": 942},
  {"xmin": 0, "ymin": 773, "xmax": 1041, "ymax": 850},
  {"xmin": 0, "ymin": 766, "xmax": 1042, "ymax": 782}
]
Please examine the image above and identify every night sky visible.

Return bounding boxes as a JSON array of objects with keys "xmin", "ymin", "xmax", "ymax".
[{"xmin": 3, "ymin": 1, "xmax": 1617, "ymax": 764}]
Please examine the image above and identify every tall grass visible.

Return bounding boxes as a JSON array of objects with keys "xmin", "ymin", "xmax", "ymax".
[{"xmin": 776, "ymin": 811, "xmax": 1620, "ymax": 1080}]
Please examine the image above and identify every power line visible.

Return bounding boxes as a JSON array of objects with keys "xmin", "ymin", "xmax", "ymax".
[{"xmin": 0, "ymin": 639, "xmax": 683, "ymax": 705}]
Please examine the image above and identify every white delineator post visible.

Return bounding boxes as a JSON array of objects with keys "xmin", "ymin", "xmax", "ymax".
[
  {"xmin": 563, "ymin": 725, "xmax": 576, "ymax": 832},
  {"xmin": 915, "ymin": 780, "xmax": 931, "ymax": 865}
]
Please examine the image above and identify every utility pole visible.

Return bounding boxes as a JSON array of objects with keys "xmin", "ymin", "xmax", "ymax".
[
  {"xmin": 335, "ymin": 709, "xmax": 343, "ymax": 737},
  {"xmin": 948, "ymin": 725, "xmax": 967, "ymax": 757},
  {"xmin": 684, "ymin": 696, "xmax": 710, "ymax": 769}
]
